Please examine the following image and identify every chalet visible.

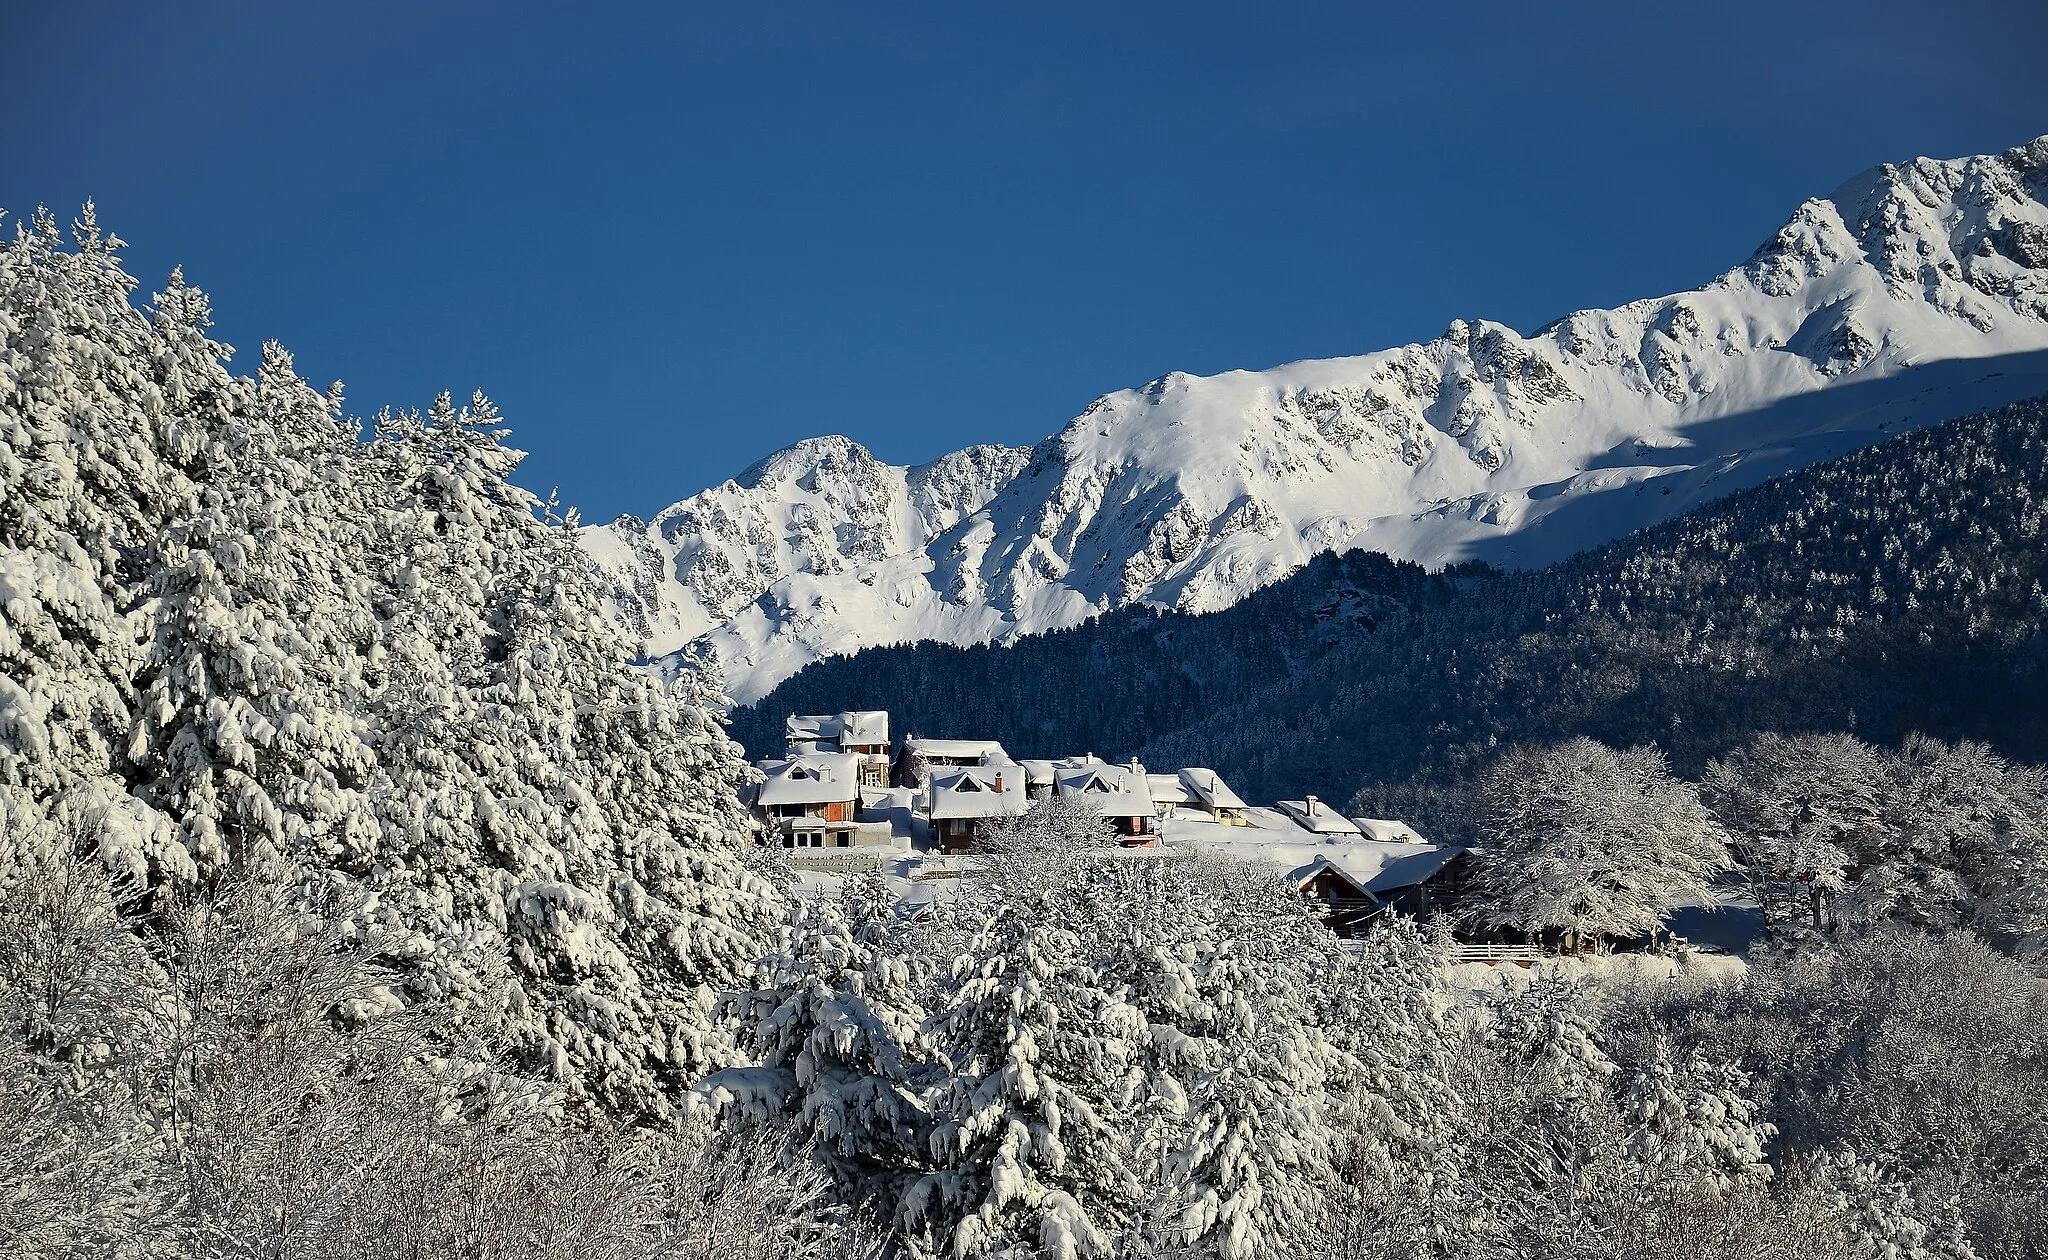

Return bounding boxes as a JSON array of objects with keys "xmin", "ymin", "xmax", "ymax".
[
  {"xmin": 1292, "ymin": 856, "xmax": 1381, "ymax": 936},
  {"xmin": 1287, "ymin": 843, "xmax": 1470, "ymax": 936},
  {"xmin": 893, "ymin": 737, "xmax": 1010, "ymax": 788},
  {"xmin": 1275, "ymin": 796, "xmax": 1363, "ymax": 837},
  {"xmin": 786, "ymin": 711, "xmax": 891, "ymax": 789},
  {"xmin": 927, "ymin": 762, "xmax": 1028, "ymax": 854},
  {"xmin": 1357, "ymin": 844, "xmax": 1468, "ymax": 919},
  {"xmin": 1178, "ymin": 768, "xmax": 1249, "ymax": 826},
  {"xmin": 1054, "ymin": 759, "xmax": 1157, "ymax": 843},
  {"xmin": 755, "ymin": 752, "xmax": 863, "ymax": 848}
]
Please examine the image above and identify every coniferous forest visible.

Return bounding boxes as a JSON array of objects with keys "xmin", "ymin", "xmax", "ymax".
[{"xmin": 8, "ymin": 217, "xmax": 2048, "ymax": 1260}]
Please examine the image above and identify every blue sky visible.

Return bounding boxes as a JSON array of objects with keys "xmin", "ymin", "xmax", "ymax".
[{"xmin": 7, "ymin": 1, "xmax": 2046, "ymax": 523}]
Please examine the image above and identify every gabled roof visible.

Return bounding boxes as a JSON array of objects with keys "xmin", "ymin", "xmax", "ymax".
[
  {"xmin": 1357, "ymin": 844, "xmax": 1463, "ymax": 893},
  {"xmin": 928, "ymin": 765, "xmax": 1029, "ymax": 820},
  {"xmin": 756, "ymin": 752, "xmax": 860, "ymax": 806},
  {"xmin": 1276, "ymin": 798, "xmax": 1364, "ymax": 836},
  {"xmin": 1287, "ymin": 842, "xmax": 1463, "ymax": 894},
  {"xmin": 1054, "ymin": 763, "xmax": 1153, "ymax": 818},
  {"xmin": 786, "ymin": 710, "xmax": 889, "ymax": 748},
  {"xmin": 1290, "ymin": 855, "xmax": 1380, "ymax": 904},
  {"xmin": 1180, "ymin": 767, "xmax": 1247, "ymax": 811}
]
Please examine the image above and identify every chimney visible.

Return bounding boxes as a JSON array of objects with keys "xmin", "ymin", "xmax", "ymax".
[
  {"xmin": 994, "ymin": 773, "xmax": 1004, "ymax": 793},
  {"xmin": 1306, "ymin": 794, "xmax": 1320, "ymax": 816}
]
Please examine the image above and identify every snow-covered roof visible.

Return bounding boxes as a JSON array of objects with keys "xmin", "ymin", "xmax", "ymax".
[
  {"xmin": 1147, "ymin": 773, "xmax": 1198, "ymax": 806},
  {"xmin": 1275, "ymin": 797, "xmax": 1363, "ymax": 836},
  {"xmin": 905, "ymin": 737, "xmax": 1009, "ymax": 763},
  {"xmin": 1055, "ymin": 763, "xmax": 1154, "ymax": 818},
  {"xmin": 786, "ymin": 710, "xmax": 889, "ymax": 748},
  {"xmin": 1175, "ymin": 814, "xmax": 1464, "ymax": 896},
  {"xmin": 1286, "ymin": 843, "xmax": 1463, "ymax": 895},
  {"xmin": 756, "ymin": 752, "xmax": 860, "ymax": 806},
  {"xmin": 1019, "ymin": 759, "xmax": 1058, "ymax": 788},
  {"xmin": 1290, "ymin": 855, "xmax": 1380, "ymax": 903},
  {"xmin": 1355, "ymin": 817, "xmax": 1428, "ymax": 845},
  {"xmin": 1354, "ymin": 844, "xmax": 1463, "ymax": 894},
  {"xmin": 1179, "ymin": 767, "xmax": 1247, "ymax": 811},
  {"xmin": 927, "ymin": 765, "xmax": 1029, "ymax": 821}
]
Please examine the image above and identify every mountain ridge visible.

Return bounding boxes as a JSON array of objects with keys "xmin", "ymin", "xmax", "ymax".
[{"xmin": 585, "ymin": 135, "xmax": 2048, "ymax": 703}]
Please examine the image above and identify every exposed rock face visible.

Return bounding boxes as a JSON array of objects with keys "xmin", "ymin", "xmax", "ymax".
[{"xmin": 584, "ymin": 137, "xmax": 2048, "ymax": 703}]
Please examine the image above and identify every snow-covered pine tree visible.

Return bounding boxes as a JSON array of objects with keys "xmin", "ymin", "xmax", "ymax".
[
  {"xmin": 1306, "ymin": 916, "xmax": 1467, "ymax": 1243},
  {"xmin": 356, "ymin": 391, "xmax": 783, "ymax": 1114},
  {"xmin": 1813, "ymin": 1153, "xmax": 1980, "ymax": 1260},
  {"xmin": 5, "ymin": 214, "xmax": 786, "ymax": 1118},
  {"xmin": 0, "ymin": 208, "xmax": 186, "ymax": 874},
  {"xmin": 1452, "ymin": 970, "xmax": 1633, "ymax": 1251},
  {"xmin": 129, "ymin": 339, "xmax": 380, "ymax": 882},
  {"xmin": 1463, "ymin": 738, "xmax": 1733, "ymax": 950},
  {"xmin": 708, "ymin": 872, "xmax": 934, "ymax": 1200},
  {"xmin": 497, "ymin": 488, "xmax": 787, "ymax": 1105},
  {"xmin": 906, "ymin": 901, "xmax": 1146, "ymax": 1259},
  {"xmin": 1099, "ymin": 855, "xmax": 1375, "ymax": 1260}
]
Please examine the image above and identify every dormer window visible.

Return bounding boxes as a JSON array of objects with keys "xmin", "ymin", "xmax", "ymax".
[{"xmin": 955, "ymin": 777, "xmax": 983, "ymax": 792}]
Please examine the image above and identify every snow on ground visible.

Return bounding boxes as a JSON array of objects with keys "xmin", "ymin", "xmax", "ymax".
[{"xmin": 1443, "ymin": 951, "xmax": 1749, "ymax": 999}]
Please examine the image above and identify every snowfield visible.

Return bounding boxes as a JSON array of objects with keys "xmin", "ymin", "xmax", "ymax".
[{"xmin": 585, "ymin": 137, "xmax": 2048, "ymax": 703}]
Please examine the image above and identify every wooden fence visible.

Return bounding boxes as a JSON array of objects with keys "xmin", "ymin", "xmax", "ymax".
[{"xmin": 1446, "ymin": 943, "xmax": 1547, "ymax": 966}]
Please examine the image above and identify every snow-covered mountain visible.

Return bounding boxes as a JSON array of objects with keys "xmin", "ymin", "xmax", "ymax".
[{"xmin": 584, "ymin": 136, "xmax": 2048, "ymax": 704}]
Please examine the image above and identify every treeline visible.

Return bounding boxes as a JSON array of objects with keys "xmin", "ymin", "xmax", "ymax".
[
  {"xmin": 0, "ymin": 208, "xmax": 783, "ymax": 1116},
  {"xmin": 725, "ymin": 549, "xmax": 1452, "ymax": 761},
  {"xmin": 738, "ymin": 394, "xmax": 2048, "ymax": 806}
]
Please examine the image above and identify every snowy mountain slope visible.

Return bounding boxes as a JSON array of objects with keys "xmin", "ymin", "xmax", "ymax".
[{"xmin": 585, "ymin": 136, "xmax": 2048, "ymax": 704}]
